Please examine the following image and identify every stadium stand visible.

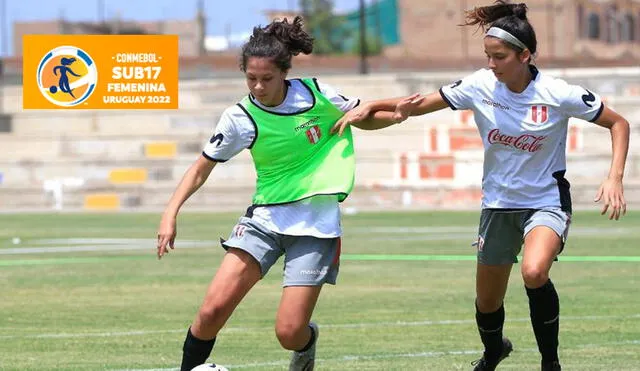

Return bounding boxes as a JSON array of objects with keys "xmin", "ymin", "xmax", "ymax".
[{"xmin": 0, "ymin": 69, "xmax": 638, "ymax": 211}]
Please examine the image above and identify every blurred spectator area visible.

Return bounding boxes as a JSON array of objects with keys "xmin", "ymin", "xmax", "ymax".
[
  {"xmin": 2, "ymin": 0, "xmax": 640, "ymax": 211},
  {"xmin": 1, "ymin": 65, "xmax": 639, "ymax": 211}
]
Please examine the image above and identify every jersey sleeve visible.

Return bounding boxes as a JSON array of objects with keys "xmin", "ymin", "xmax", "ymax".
[
  {"xmin": 557, "ymin": 82, "xmax": 604, "ymax": 122},
  {"xmin": 438, "ymin": 70, "xmax": 481, "ymax": 111},
  {"xmin": 202, "ymin": 105, "xmax": 256, "ymax": 162},
  {"xmin": 316, "ymin": 80, "xmax": 360, "ymax": 113}
]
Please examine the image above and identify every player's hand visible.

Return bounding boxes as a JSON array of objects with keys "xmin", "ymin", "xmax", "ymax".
[
  {"xmin": 594, "ymin": 177, "xmax": 626, "ymax": 220},
  {"xmin": 331, "ymin": 103, "xmax": 372, "ymax": 136},
  {"xmin": 392, "ymin": 93, "xmax": 424, "ymax": 123},
  {"xmin": 157, "ymin": 214, "xmax": 177, "ymax": 259}
]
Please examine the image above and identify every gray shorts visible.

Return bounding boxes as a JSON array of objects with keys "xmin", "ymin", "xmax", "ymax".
[
  {"xmin": 220, "ymin": 217, "xmax": 341, "ymax": 287},
  {"xmin": 475, "ymin": 208, "xmax": 571, "ymax": 265}
]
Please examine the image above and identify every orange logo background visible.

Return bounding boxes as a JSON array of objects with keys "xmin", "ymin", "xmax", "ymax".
[{"xmin": 23, "ymin": 35, "xmax": 178, "ymax": 110}]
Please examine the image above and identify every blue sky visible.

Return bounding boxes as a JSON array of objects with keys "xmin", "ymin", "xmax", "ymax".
[{"xmin": 1, "ymin": 0, "xmax": 362, "ymax": 56}]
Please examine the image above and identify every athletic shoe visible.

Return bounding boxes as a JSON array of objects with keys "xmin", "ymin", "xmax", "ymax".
[
  {"xmin": 289, "ymin": 322, "xmax": 318, "ymax": 371},
  {"xmin": 471, "ymin": 337, "xmax": 513, "ymax": 371}
]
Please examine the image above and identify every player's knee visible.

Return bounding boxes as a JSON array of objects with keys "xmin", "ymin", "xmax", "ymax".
[
  {"xmin": 196, "ymin": 300, "xmax": 229, "ymax": 327},
  {"xmin": 476, "ymin": 296, "xmax": 503, "ymax": 313},
  {"xmin": 521, "ymin": 264, "xmax": 549, "ymax": 288},
  {"xmin": 274, "ymin": 322, "xmax": 305, "ymax": 350}
]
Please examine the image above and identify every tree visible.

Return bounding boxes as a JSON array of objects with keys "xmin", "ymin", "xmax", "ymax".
[
  {"xmin": 300, "ymin": 0, "xmax": 351, "ymax": 55},
  {"xmin": 351, "ymin": 34, "xmax": 382, "ymax": 56}
]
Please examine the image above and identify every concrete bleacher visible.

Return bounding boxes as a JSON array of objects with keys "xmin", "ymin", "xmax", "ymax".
[{"xmin": 1, "ymin": 69, "xmax": 639, "ymax": 211}]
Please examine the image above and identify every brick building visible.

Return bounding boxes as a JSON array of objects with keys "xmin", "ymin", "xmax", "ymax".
[
  {"xmin": 387, "ymin": 0, "xmax": 640, "ymax": 63},
  {"xmin": 270, "ymin": 0, "xmax": 640, "ymax": 65},
  {"xmin": 3, "ymin": 0, "xmax": 640, "ymax": 78}
]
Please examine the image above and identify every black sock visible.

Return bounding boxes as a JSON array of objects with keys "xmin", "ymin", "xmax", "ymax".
[
  {"xmin": 526, "ymin": 280, "xmax": 560, "ymax": 363},
  {"xmin": 476, "ymin": 303, "xmax": 505, "ymax": 361},
  {"xmin": 180, "ymin": 327, "xmax": 216, "ymax": 371},
  {"xmin": 296, "ymin": 324, "xmax": 316, "ymax": 352}
]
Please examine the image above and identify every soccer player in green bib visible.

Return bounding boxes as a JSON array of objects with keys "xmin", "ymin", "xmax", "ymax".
[{"xmin": 156, "ymin": 16, "xmax": 422, "ymax": 371}]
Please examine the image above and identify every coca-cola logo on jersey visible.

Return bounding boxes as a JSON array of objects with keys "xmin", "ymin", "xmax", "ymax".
[{"xmin": 487, "ymin": 129, "xmax": 546, "ymax": 152}]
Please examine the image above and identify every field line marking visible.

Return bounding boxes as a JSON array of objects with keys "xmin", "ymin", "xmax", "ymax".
[
  {"xmin": 2, "ymin": 314, "xmax": 639, "ymax": 340},
  {"xmin": 3, "ymin": 254, "xmax": 640, "ymax": 265},
  {"xmin": 113, "ymin": 339, "xmax": 640, "ymax": 370}
]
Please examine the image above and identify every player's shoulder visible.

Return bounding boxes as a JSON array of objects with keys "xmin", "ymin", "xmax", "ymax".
[
  {"xmin": 532, "ymin": 70, "xmax": 582, "ymax": 106},
  {"xmin": 293, "ymin": 77, "xmax": 331, "ymax": 93},
  {"xmin": 465, "ymin": 68, "xmax": 495, "ymax": 81},
  {"xmin": 462, "ymin": 68, "xmax": 498, "ymax": 87},
  {"xmin": 218, "ymin": 103, "xmax": 257, "ymax": 130},
  {"xmin": 293, "ymin": 77, "xmax": 348, "ymax": 101},
  {"xmin": 284, "ymin": 77, "xmax": 313, "ymax": 88},
  {"xmin": 222, "ymin": 103, "xmax": 249, "ymax": 119},
  {"xmin": 279, "ymin": 78, "xmax": 319, "ymax": 97},
  {"xmin": 536, "ymin": 71, "xmax": 569, "ymax": 90},
  {"xmin": 536, "ymin": 68, "xmax": 574, "ymax": 98},
  {"xmin": 473, "ymin": 68, "xmax": 495, "ymax": 79},
  {"xmin": 458, "ymin": 68, "xmax": 498, "ymax": 92}
]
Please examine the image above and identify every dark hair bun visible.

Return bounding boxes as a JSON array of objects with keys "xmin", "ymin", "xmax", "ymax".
[
  {"xmin": 265, "ymin": 16, "xmax": 313, "ymax": 56},
  {"xmin": 512, "ymin": 3, "xmax": 528, "ymax": 20}
]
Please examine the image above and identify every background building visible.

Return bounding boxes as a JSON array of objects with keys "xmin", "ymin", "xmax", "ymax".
[
  {"xmin": 7, "ymin": 0, "xmax": 640, "ymax": 68},
  {"xmin": 386, "ymin": 0, "xmax": 640, "ymax": 64},
  {"xmin": 1, "ymin": 1, "xmax": 639, "ymax": 212},
  {"xmin": 11, "ymin": 3, "xmax": 206, "ymax": 57}
]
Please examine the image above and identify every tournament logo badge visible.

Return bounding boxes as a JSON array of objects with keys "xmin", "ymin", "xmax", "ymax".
[{"xmin": 36, "ymin": 46, "xmax": 98, "ymax": 107}]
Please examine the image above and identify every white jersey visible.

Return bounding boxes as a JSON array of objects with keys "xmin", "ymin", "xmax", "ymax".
[
  {"xmin": 202, "ymin": 78, "xmax": 360, "ymax": 237},
  {"xmin": 440, "ymin": 66, "xmax": 603, "ymax": 211}
]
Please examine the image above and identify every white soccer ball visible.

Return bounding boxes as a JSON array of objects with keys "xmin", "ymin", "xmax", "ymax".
[{"xmin": 191, "ymin": 364, "xmax": 229, "ymax": 371}]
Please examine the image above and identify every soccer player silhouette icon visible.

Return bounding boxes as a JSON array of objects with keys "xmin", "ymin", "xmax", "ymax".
[{"xmin": 50, "ymin": 57, "xmax": 81, "ymax": 98}]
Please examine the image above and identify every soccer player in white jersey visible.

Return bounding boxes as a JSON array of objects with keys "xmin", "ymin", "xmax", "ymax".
[
  {"xmin": 156, "ymin": 16, "xmax": 420, "ymax": 371},
  {"xmin": 332, "ymin": 2, "xmax": 630, "ymax": 370}
]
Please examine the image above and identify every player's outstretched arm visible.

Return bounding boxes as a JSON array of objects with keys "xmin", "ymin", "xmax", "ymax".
[
  {"xmin": 591, "ymin": 106, "xmax": 630, "ymax": 220},
  {"xmin": 157, "ymin": 156, "xmax": 217, "ymax": 259},
  {"xmin": 331, "ymin": 92, "xmax": 448, "ymax": 136},
  {"xmin": 344, "ymin": 94, "xmax": 425, "ymax": 133}
]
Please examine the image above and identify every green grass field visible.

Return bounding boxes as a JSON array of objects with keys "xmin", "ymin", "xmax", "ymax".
[{"xmin": 1, "ymin": 211, "xmax": 639, "ymax": 371}]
